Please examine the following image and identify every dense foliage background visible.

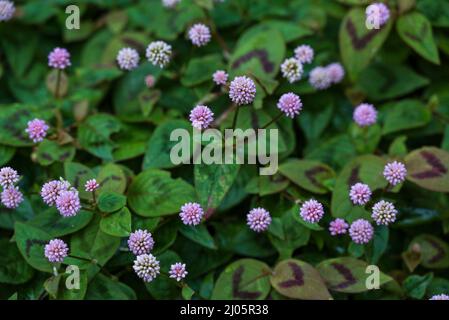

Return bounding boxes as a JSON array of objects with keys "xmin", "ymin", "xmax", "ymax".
[{"xmin": 1, "ymin": 0, "xmax": 449, "ymax": 300}]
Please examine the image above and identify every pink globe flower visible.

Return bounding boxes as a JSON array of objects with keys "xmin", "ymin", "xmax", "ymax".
[
  {"xmin": 128, "ymin": 229, "xmax": 155, "ymax": 256},
  {"xmin": 146, "ymin": 41, "xmax": 172, "ymax": 68},
  {"xmin": 277, "ymin": 92, "xmax": 302, "ymax": 118},
  {"xmin": 0, "ymin": 0, "xmax": 15, "ymax": 22},
  {"xmin": 349, "ymin": 183, "xmax": 372, "ymax": 206},
  {"xmin": 309, "ymin": 66, "xmax": 332, "ymax": 90},
  {"xmin": 169, "ymin": 262, "xmax": 188, "ymax": 282},
  {"xmin": 44, "ymin": 239, "xmax": 69, "ymax": 263},
  {"xmin": 329, "ymin": 218, "xmax": 349, "ymax": 236},
  {"xmin": 188, "ymin": 23, "xmax": 211, "ymax": 47},
  {"xmin": 48, "ymin": 47, "xmax": 71, "ymax": 70},
  {"xmin": 162, "ymin": 0, "xmax": 180, "ymax": 8},
  {"xmin": 145, "ymin": 75, "xmax": 155, "ymax": 88},
  {"xmin": 84, "ymin": 179, "xmax": 99, "ymax": 192},
  {"xmin": 180, "ymin": 202, "xmax": 204, "ymax": 226},
  {"xmin": 326, "ymin": 63, "xmax": 345, "ymax": 84},
  {"xmin": 116, "ymin": 47, "xmax": 140, "ymax": 71},
  {"xmin": 300, "ymin": 199, "xmax": 325, "ymax": 223},
  {"xmin": 41, "ymin": 179, "xmax": 70, "ymax": 206},
  {"xmin": 353, "ymin": 103, "xmax": 377, "ymax": 127},
  {"xmin": 371, "ymin": 200, "xmax": 397, "ymax": 226},
  {"xmin": 133, "ymin": 253, "xmax": 160, "ymax": 282},
  {"xmin": 366, "ymin": 3, "xmax": 390, "ymax": 28},
  {"xmin": 189, "ymin": 105, "xmax": 214, "ymax": 130},
  {"xmin": 281, "ymin": 58, "xmax": 303, "ymax": 83},
  {"xmin": 55, "ymin": 190, "xmax": 81, "ymax": 217},
  {"xmin": 294, "ymin": 45, "xmax": 314, "ymax": 64},
  {"xmin": 1, "ymin": 186, "xmax": 23, "ymax": 209},
  {"xmin": 247, "ymin": 207, "xmax": 272, "ymax": 232},
  {"xmin": 349, "ymin": 219, "xmax": 374, "ymax": 244},
  {"xmin": 429, "ymin": 294, "xmax": 449, "ymax": 300},
  {"xmin": 0, "ymin": 167, "xmax": 19, "ymax": 188},
  {"xmin": 25, "ymin": 119, "xmax": 49, "ymax": 143},
  {"xmin": 229, "ymin": 76, "xmax": 256, "ymax": 106},
  {"xmin": 383, "ymin": 161, "xmax": 407, "ymax": 186},
  {"xmin": 212, "ymin": 70, "xmax": 228, "ymax": 86}
]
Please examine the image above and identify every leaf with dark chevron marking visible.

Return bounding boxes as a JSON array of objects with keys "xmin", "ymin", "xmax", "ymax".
[{"xmin": 408, "ymin": 235, "xmax": 449, "ymax": 269}]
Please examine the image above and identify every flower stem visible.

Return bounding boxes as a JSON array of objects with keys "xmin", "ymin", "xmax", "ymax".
[
  {"xmin": 261, "ymin": 111, "xmax": 283, "ymax": 129},
  {"xmin": 55, "ymin": 69, "xmax": 61, "ymax": 99},
  {"xmin": 231, "ymin": 105, "xmax": 240, "ymax": 130}
]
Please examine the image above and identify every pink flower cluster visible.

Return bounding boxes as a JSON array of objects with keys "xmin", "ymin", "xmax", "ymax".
[
  {"xmin": 0, "ymin": 0, "xmax": 15, "ymax": 22},
  {"xmin": 180, "ymin": 202, "xmax": 204, "ymax": 226},
  {"xmin": 48, "ymin": 47, "xmax": 71, "ymax": 70},
  {"xmin": 349, "ymin": 219, "xmax": 374, "ymax": 244},
  {"xmin": 366, "ymin": 3, "xmax": 390, "ymax": 28},
  {"xmin": 189, "ymin": 105, "xmax": 214, "ymax": 129},
  {"xmin": 133, "ymin": 253, "xmax": 160, "ymax": 282},
  {"xmin": 349, "ymin": 183, "xmax": 372, "ymax": 206},
  {"xmin": 128, "ymin": 229, "xmax": 155, "ymax": 256},
  {"xmin": 353, "ymin": 103, "xmax": 377, "ymax": 127},
  {"xmin": 309, "ymin": 63, "xmax": 345, "ymax": 90},
  {"xmin": 44, "ymin": 239, "xmax": 69, "ymax": 263},
  {"xmin": 169, "ymin": 262, "xmax": 188, "ymax": 281},
  {"xmin": 247, "ymin": 207, "xmax": 272, "ymax": 232},
  {"xmin": 229, "ymin": 76, "xmax": 256, "ymax": 105},
  {"xmin": 212, "ymin": 70, "xmax": 228, "ymax": 86},
  {"xmin": 188, "ymin": 23, "xmax": 211, "ymax": 47},
  {"xmin": 300, "ymin": 199, "xmax": 324, "ymax": 223},
  {"xmin": 84, "ymin": 179, "xmax": 99, "ymax": 192},
  {"xmin": 277, "ymin": 93, "xmax": 302, "ymax": 118},
  {"xmin": 383, "ymin": 161, "xmax": 407, "ymax": 186},
  {"xmin": 25, "ymin": 119, "xmax": 49, "ymax": 143},
  {"xmin": 0, "ymin": 167, "xmax": 23, "ymax": 209},
  {"xmin": 41, "ymin": 179, "xmax": 81, "ymax": 217},
  {"xmin": 329, "ymin": 218, "xmax": 349, "ymax": 236},
  {"xmin": 371, "ymin": 200, "xmax": 397, "ymax": 225},
  {"xmin": 116, "ymin": 47, "xmax": 140, "ymax": 70}
]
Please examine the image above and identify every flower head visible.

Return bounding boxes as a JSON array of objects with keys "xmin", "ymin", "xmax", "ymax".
[
  {"xmin": 189, "ymin": 105, "xmax": 214, "ymax": 130},
  {"xmin": 281, "ymin": 58, "xmax": 303, "ymax": 83},
  {"xmin": 188, "ymin": 23, "xmax": 211, "ymax": 47},
  {"xmin": 116, "ymin": 47, "xmax": 140, "ymax": 70},
  {"xmin": 383, "ymin": 161, "xmax": 407, "ymax": 186},
  {"xmin": 326, "ymin": 63, "xmax": 345, "ymax": 84},
  {"xmin": 133, "ymin": 253, "xmax": 160, "ymax": 282},
  {"xmin": 1, "ymin": 186, "xmax": 23, "ymax": 209},
  {"xmin": 300, "ymin": 199, "xmax": 324, "ymax": 223},
  {"xmin": 145, "ymin": 75, "xmax": 155, "ymax": 88},
  {"xmin": 25, "ymin": 119, "xmax": 49, "ymax": 143},
  {"xmin": 329, "ymin": 218, "xmax": 349, "ymax": 236},
  {"xmin": 128, "ymin": 229, "xmax": 155, "ymax": 256},
  {"xmin": 0, "ymin": 167, "xmax": 19, "ymax": 188},
  {"xmin": 429, "ymin": 294, "xmax": 449, "ymax": 300},
  {"xmin": 162, "ymin": 0, "xmax": 180, "ymax": 8},
  {"xmin": 0, "ymin": 0, "xmax": 15, "ymax": 22},
  {"xmin": 353, "ymin": 103, "xmax": 377, "ymax": 127},
  {"xmin": 349, "ymin": 183, "xmax": 372, "ymax": 206},
  {"xmin": 84, "ymin": 179, "xmax": 99, "ymax": 192},
  {"xmin": 146, "ymin": 41, "xmax": 172, "ymax": 68},
  {"xmin": 180, "ymin": 202, "xmax": 204, "ymax": 226},
  {"xmin": 371, "ymin": 200, "xmax": 397, "ymax": 225},
  {"xmin": 169, "ymin": 262, "xmax": 188, "ymax": 281},
  {"xmin": 294, "ymin": 45, "xmax": 314, "ymax": 64},
  {"xmin": 309, "ymin": 66, "xmax": 332, "ymax": 90},
  {"xmin": 366, "ymin": 3, "xmax": 390, "ymax": 28},
  {"xmin": 44, "ymin": 239, "xmax": 69, "ymax": 263},
  {"xmin": 48, "ymin": 47, "xmax": 71, "ymax": 70},
  {"xmin": 229, "ymin": 76, "xmax": 256, "ymax": 105},
  {"xmin": 247, "ymin": 207, "xmax": 272, "ymax": 232},
  {"xmin": 55, "ymin": 189, "xmax": 81, "ymax": 217},
  {"xmin": 212, "ymin": 70, "xmax": 228, "ymax": 86},
  {"xmin": 277, "ymin": 92, "xmax": 302, "ymax": 118},
  {"xmin": 349, "ymin": 219, "xmax": 374, "ymax": 244},
  {"xmin": 41, "ymin": 179, "xmax": 70, "ymax": 206}
]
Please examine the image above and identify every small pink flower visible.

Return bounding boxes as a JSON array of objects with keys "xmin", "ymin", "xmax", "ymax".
[
  {"xmin": 25, "ymin": 119, "xmax": 49, "ymax": 143},
  {"xmin": 0, "ymin": 167, "xmax": 20, "ymax": 188},
  {"xmin": 0, "ymin": 0, "xmax": 15, "ymax": 22},
  {"xmin": 326, "ymin": 63, "xmax": 345, "ymax": 84},
  {"xmin": 429, "ymin": 294, "xmax": 449, "ymax": 300},
  {"xmin": 133, "ymin": 254, "xmax": 160, "ymax": 282},
  {"xmin": 41, "ymin": 179, "xmax": 70, "ymax": 206},
  {"xmin": 48, "ymin": 47, "xmax": 71, "ymax": 70},
  {"xmin": 281, "ymin": 58, "xmax": 303, "ymax": 83},
  {"xmin": 180, "ymin": 202, "xmax": 204, "ymax": 226},
  {"xmin": 294, "ymin": 45, "xmax": 314, "ymax": 64},
  {"xmin": 55, "ymin": 189, "xmax": 81, "ymax": 217},
  {"xmin": 212, "ymin": 70, "xmax": 228, "ymax": 86},
  {"xmin": 300, "ymin": 199, "xmax": 324, "ymax": 223},
  {"xmin": 188, "ymin": 23, "xmax": 211, "ymax": 47},
  {"xmin": 189, "ymin": 105, "xmax": 214, "ymax": 130},
  {"xmin": 146, "ymin": 41, "xmax": 172, "ymax": 68},
  {"xmin": 329, "ymin": 218, "xmax": 349, "ymax": 236},
  {"xmin": 169, "ymin": 262, "xmax": 188, "ymax": 281},
  {"xmin": 1, "ymin": 186, "xmax": 23, "ymax": 209},
  {"xmin": 277, "ymin": 92, "xmax": 302, "ymax": 118},
  {"xmin": 383, "ymin": 161, "xmax": 407, "ymax": 186},
  {"xmin": 366, "ymin": 3, "xmax": 390, "ymax": 28},
  {"xmin": 247, "ymin": 207, "xmax": 272, "ymax": 232},
  {"xmin": 349, "ymin": 183, "xmax": 372, "ymax": 206},
  {"xmin": 371, "ymin": 200, "xmax": 397, "ymax": 226},
  {"xmin": 128, "ymin": 229, "xmax": 155, "ymax": 256},
  {"xmin": 162, "ymin": 0, "xmax": 180, "ymax": 9},
  {"xmin": 349, "ymin": 219, "xmax": 374, "ymax": 244},
  {"xmin": 309, "ymin": 66, "xmax": 332, "ymax": 90},
  {"xmin": 353, "ymin": 103, "xmax": 377, "ymax": 127},
  {"xmin": 229, "ymin": 76, "xmax": 256, "ymax": 106},
  {"xmin": 44, "ymin": 239, "xmax": 69, "ymax": 263},
  {"xmin": 145, "ymin": 75, "xmax": 155, "ymax": 88},
  {"xmin": 84, "ymin": 179, "xmax": 99, "ymax": 192},
  {"xmin": 116, "ymin": 47, "xmax": 140, "ymax": 70}
]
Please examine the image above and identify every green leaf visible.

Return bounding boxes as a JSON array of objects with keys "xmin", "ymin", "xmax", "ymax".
[
  {"xmin": 100, "ymin": 207, "xmax": 132, "ymax": 237},
  {"xmin": 278, "ymin": 159, "xmax": 335, "ymax": 194},
  {"xmin": 0, "ymin": 196, "xmax": 34, "ymax": 230},
  {"xmin": 97, "ymin": 163, "xmax": 127, "ymax": 195},
  {"xmin": 271, "ymin": 259, "xmax": 332, "ymax": 300},
  {"xmin": 405, "ymin": 147, "xmax": 449, "ymax": 192},
  {"xmin": 365, "ymin": 226, "xmax": 389, "ymax": 264},
  {"xmin": 64, "ymin": 162, "xmax": 96, "ymax": 200},
  {"xmin": 397, "ymin": 12, "xmax": 440, "ymax": 64},
  {"xmin": 85, "ymin": 273, "xmax": 136, "ymax": 300},
  {"xmin": 28, "ymin": 209, "xmax": 93, "ymax": 237},
  {"xmin": 403, "ymin": 273, "xmax": 434, "ymax": 299},
  {"xmin": 316, "ymin": 257, "xmax": 392, "ymax": 293},
  {"xmin": 416, "ymin": 0, "xmax": 449, "ymax": 27},
  {"xmin": 182, "ymin": 285, "xmax": 195, "ymax": 300},
  {"xmin": 0, "ymin": 239, "xmax": 34, "ymax": 284},
  {"xmin": 408, "ymin": 235, "xmax": 449, "ymax": 269},
  {"xmin": 179, "ymin": 224, "xmax": 216, "ymax": 250},
  {"xmin": 35, "ymin": 139, "xmax": 75, "ymax": 166},
  {"xmin": 181, "ymin": 54, "xmax": 225, "ymax": 87},
  {"xmin": 339, "ymin": 8, "xmax": 392, "ymax": 80},
  {"xmin": 211, "ymin": 259, "xmax": 271, "ymax": 300},
  {"xmin": 97, "ymin": 192, "xmax": 126, "ymax": 213},
  {"xmin": 382, "ymin": 99, "xmax": 431, "ymax": 135},
  {"xmin": 0, "ymin": 144, "xmax": 15, "ymax": 166},
  {"xmin": 145, "ymin": 250, "xmax": 182, "ymax": 299},
  {"xmin": 128, "ymin": 169, "xmax": 196, "ymax": 217},
  {"xmin": 57, "ymin": 269, "xmax": 88, "ymax": 300}
]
